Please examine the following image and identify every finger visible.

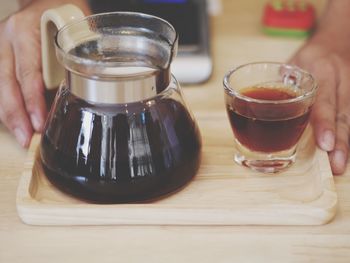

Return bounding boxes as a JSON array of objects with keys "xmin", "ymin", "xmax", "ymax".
[
  {"xmin": 289, "ymin": 56, "xmax": 336, "ymax": 151},
  {"xmin": 288, "ymin": 48, "xmax": 336, "ymax": 152},
  {"xmin": 330, "ymin": 113, "xmax": 350, "ymax": 175},
  {"xmin": 0, "ymin": 41, "xmax": 33, "ymax": 147},
  {"xmin": 309, "ymin": 59, "xmax": 337, "ymax": 152},
  {"xmin": 12, "ymin": 28, "xmax": 47, "ymax": 132},
  {"xmin": 329, "ymin": 66, "xmax": 350, "ymax": 175}
]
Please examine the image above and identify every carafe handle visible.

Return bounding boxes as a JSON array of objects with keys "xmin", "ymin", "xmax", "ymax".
[{"xmin": 41, "ymin": 4, "xmax": 85, "ymax": 89}]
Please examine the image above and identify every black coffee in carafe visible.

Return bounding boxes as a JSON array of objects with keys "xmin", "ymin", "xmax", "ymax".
[{"xmin": 41, "ymin": 85, "xmax": 201, "ymax": 203}]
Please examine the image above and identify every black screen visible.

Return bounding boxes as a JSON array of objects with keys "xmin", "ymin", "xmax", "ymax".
[{"xmin": 89, "ymin": 0, "xmax": 201, "ymax": 46}]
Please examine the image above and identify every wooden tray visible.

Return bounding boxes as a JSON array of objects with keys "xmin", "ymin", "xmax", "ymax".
[{"xmin": 16, "ymin": 111, "xmax": 338, "ymax": 225}]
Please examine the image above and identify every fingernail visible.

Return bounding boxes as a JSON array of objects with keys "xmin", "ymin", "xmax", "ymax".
[
  {"xmin": 14, "ymin": 128, "xmax": 27, "ymax": 147},
  {"xmin": 30, "ymin": 114, "xmax": 43, "ymax": 132},
  {"xmin": 333, "ymin": 150, "xmax": 346, "ymax": 169},
  {"xmin": 320, "ymin": 130, "xmax": 335, "ymax": 151}
]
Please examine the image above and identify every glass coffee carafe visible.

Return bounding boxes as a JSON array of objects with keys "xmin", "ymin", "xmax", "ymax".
[{"xmin": 40, "ymin": 5, "xmax": 201, "ymax": 203}]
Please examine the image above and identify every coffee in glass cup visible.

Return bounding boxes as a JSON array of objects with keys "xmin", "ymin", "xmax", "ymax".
[{"xmin": 223, "ymin": 62, "xmax": 317, "ymax": 173}]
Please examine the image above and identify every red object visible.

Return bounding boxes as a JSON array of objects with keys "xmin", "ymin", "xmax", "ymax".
[{"xmin": 263, "ymin": 1, "xmax": 315, "ymax": 30}]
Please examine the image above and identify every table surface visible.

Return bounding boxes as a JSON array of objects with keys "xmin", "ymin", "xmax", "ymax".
[{"xmin": 3, "ymin": 1, "xmax": 350, "ymax": 262}]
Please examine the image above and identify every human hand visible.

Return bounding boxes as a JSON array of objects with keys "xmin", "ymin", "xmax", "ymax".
[
  {"xmin": 290, "ymin": 32, "xmax": 350, "ymax": 175},
  {"xmin": 0, "ymin": 0, "xmax": 89, "ymax": 148}
]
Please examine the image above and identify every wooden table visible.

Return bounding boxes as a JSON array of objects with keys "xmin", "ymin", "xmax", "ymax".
[{"xmin": 2, "ymin": 1, "xmax": 350, "ymax": 262}]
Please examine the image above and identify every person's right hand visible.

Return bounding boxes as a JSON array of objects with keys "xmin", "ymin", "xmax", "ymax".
[{"xmin": 0, "ymin": 0, "xmax": 90, "ymax": 148}]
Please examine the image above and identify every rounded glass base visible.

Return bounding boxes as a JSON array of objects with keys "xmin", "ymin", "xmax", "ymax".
[{"xmin": 234, "ymin": 141, "xmax": 297, "ymax": 174}]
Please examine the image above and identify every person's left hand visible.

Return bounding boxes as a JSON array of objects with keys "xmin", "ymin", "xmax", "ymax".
[{"xmin": 290, "ymin": 33, "xmax": 350, "ymax": 175}]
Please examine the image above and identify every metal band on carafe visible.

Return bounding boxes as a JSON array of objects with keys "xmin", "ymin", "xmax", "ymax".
[{"xmin": 67, "ymin": 67, "xmax": 170, "ymax": 104}]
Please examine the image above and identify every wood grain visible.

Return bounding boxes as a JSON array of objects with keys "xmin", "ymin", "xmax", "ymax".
[{"xmin": 16, "ymin": 112, "xmax": 337, "ymax": 226}]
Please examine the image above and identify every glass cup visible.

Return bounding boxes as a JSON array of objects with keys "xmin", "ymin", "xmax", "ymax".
[{"xmin": 223, "ymin": 62, "xmax": 317, "ymax": 173}]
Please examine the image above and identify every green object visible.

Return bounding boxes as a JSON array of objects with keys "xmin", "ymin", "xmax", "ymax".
[
  {"xmin": 271, "ymin": 0, "xmax": 283, "ymax": 10},
  {"xmin": 263, "ymin": 26, "xmax": 311, "ymax": 37},
  {"xmin": 299, "ymin": 1, "xmax": 307, "ymax": 11}
]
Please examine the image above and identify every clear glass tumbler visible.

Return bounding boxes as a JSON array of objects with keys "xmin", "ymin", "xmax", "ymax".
[{"xmin": 223, "ymin": 62, "xmax": 317, "ymax": 173}]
